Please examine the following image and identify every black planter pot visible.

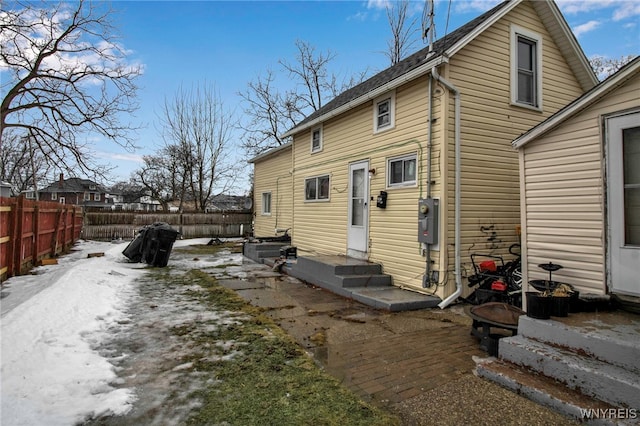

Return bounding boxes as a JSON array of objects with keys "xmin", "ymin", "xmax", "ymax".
[
  {"xmin": 526, "ymin": 292, "xmax": 552, "ymax": 319},
  {"xmin": 569, "ymin": 290, "xmax": 581, "ymax": 313},
  {"xmin": 551, "ymin": 296, "xmax": 570, "ymax": 317}
]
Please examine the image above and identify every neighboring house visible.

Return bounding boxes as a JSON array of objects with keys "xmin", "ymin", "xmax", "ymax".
[
  {"xmin": 108, "ymin": 190, "xmax": 162, "ymax": 212},
  {"xmin": 39, "ymin": 174, "xmax": 112, "ymax": 209},
  {"xmin": 249, "ymin": 143, "xmax": 293, "ymax": 237},
  {"xmin": 206, "ymin": 194, "xmax": 252, "ymax": 212},
  {"xmin": 513, "ymin": 56, "xmax": 640, "ymax": 308},
  {"xmin": 251, "ymin": 0, "xmax": 597, "ymax": 305}
]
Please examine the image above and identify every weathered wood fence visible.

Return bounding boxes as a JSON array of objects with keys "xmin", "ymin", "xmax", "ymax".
[
  {"xmin": 1, "ymin": 196, "xmax": 83, "ymax": 280},
  {"xmin": 82, "ymin": 211, "xmax": 253, "ymax": 241}
]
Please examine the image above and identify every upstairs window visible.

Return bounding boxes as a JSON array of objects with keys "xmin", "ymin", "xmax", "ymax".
[
  {"xmin": 305, "ymin": 175, "xmax": 330, "ymax": 201},
  {"xmin": 373, "ymin": 92, "xmax": 395, "ymax": 133},
  {"xmin": 388, "ymin": 154, "xmax": 417, "ymax": 187},
  {"xmin": 51, "ymin": 192, "xmax": 57, "ymax": 200},
  {"xmin": 94, "ymin": 193, "xmax": 100, "ymax": 201},
  {"xmin": 311, "ymin": 126, "xmax": 323, "ymax": 153},
  {"xmin": 83, "ymin": 192, "xmax": 90, "ymax": 201},
  {"xmin": 511, "ymin": 25, "xmax": 542, "ymax": 110}
]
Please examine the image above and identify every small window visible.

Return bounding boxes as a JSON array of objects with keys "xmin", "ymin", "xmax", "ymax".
[
  {"xmin": 59, "ymin": 197, "xmax": 65, "ymax": 204},
  {"xmin": 89, "ymin": 184, "xmax": 96, "ymax": 190},
  {"xmin": 511, "ymin": 25, "xmax": 542, "ymax": 110},
  {"xmin": 305, "ymin": 175, "xmax": 330, "ymax": 201},
  {"xmin": 262, "ymin": 192, "xmax": 271, "ymax": 215},
  {"xmin": 84, "ymin": 192, "xmax": 90, "ymax": 201},
  {"xmin": 388, "ymin": 154, "xmax": 417, "ymax": 187},
  {"xmin": 311, "ymin": 126, "xmax": 323, "ymax": 153},
  {"xmin": 25, "ymin": 191, "xmax": 35, "ymax": 199},
  {"xmin": 373, "ymin": 92, "xmax": 395, "ymax": 133},
  {"xmin": 51, "ymin": 192, "xmax": 57, "ymax": 200},
  {"xmin": 94, "ymin": 193, "xmax": 100, "ymax": 201}
]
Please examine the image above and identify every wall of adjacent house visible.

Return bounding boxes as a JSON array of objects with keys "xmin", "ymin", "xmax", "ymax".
[
  {"xmin": 442, "ymin": 0, "xmax": 587, "ymax": 298},
  {"xmin": 291, "ymin": 77, "xmax": 445, "ymax": 292},
  {"xmin": 252, "ymin": 146, "xmax": 293, "ymax": 237},
  {"xmin": 520, "ymin": 74, "xmax": 640, "ymax": 295}
]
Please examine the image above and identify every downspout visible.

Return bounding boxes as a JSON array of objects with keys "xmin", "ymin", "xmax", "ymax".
[
  {"xmin": 423, "ymin": 75, "xmax": 433, "ymax": 288},
  {"xmin": 431, "ymin": 66, "xmax": 462, "ymax": 309}
]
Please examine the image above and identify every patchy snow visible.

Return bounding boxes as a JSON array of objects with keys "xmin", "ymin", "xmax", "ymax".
[
  {"xmin": 0, "ymin": 237, "xmax": 249, "ymax": 425},
  {"xmin": 1, "ymin": 240, "xmax": 147, "ymax": 426}
]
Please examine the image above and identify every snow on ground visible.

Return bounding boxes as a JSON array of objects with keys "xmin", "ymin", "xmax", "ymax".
[{"xmin": 1, "ymin": 240, "xmax": 149, "ymax": 426}]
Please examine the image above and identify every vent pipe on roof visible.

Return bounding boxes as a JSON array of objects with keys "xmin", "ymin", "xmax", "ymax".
[{"xmin": 431, "ymin": 66, "xmax": 462, "ymax": 309}]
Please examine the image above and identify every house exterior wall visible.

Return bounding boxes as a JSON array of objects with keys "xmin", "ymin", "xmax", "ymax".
[
  {"xmin": 443, "ymin": 0, "xmax": 586, "ymax": 298},
  {"xmin": 520, "ymin": 74, "xmax": 640, "ymax": 295},
  {"xmin": 252, "ymin": 146, "xmax": 293, "ymax": 237},
  {"xmin": 290, "ymin": 77, "xmax": 444, "ymax": 291}
]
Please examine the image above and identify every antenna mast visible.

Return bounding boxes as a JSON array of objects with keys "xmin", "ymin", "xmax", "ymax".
[{"xmin": 422, "ymin": 0, "xmax": 435, "ymax": 53}]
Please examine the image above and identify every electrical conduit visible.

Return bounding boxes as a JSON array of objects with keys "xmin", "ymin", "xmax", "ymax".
[{"xmin": 431, "ymin": 66, "xmax": 462, "ymax": 309}]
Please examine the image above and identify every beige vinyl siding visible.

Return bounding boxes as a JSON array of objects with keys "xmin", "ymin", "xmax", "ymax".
[
  {"xmin": 441, "ymin": 1, "xmax": 585, "ymax": 297},
  {"xmin": 292, "ymin": 78, "xmax": 444, "ymax": 292},
  {"xmin": 521, "ymin": 74, "xmax": 640, "ymax": 295},
  {"xmin": 252, "ymin": 147, "xmax": 293, "ymax": 237}
]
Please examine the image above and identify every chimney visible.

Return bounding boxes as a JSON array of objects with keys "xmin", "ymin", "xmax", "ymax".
[{"xmin": 59, "ymin": 173, "xmax": 64, "ymax": 188}]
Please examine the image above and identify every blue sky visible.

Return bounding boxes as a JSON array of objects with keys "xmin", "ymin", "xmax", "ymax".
[{"xmin": 88, "ymin": 0, "xmax": 639, "ymax": 191}]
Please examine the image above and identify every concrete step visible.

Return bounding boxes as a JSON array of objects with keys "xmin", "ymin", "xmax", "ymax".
[
  {"xmin": 474, "ymin": 357, "xmax": 624, "ymax": 425},
  {"xmin": 296, "ymin": 255, "xmax": 383, "ymax": 277},
  {"xmin": 338, "ymin": 274, "xmax": 392, "ymax": 288},
  {"xmin": 517, "ymin": 315, "xmax": 640, "ymax": 374},
  {"xmin": 350, "ymin": 287, "xmax": 441, "ymax": 311},
  {"xmin": 499, "ymin": 334, "xmax": 640, "ymax": 409}
]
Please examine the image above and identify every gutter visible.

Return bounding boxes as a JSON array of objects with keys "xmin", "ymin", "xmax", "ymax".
[{"xmin": 431, "ymin": 66, "xmax": 462, "ymax": 309}]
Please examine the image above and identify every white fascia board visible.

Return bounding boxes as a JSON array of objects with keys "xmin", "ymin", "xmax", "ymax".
[
  {"xmin": 248, "ymin": 141, "xmax": 293, "ymax": 164},
  {"xmin": 445, "ymin": 0, "xmax": 522, "ymax": 57},
  {"xmin": 282, "ymin": 56, "xmax": 447, "ymax": 139}
]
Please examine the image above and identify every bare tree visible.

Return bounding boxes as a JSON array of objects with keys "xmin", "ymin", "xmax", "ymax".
[
  {"xmin": 384, "ymin": 0, "xmax": 420, "ymax": 66},
  {"xmin": 154, "ymin": 82, "xmax": 239, "ymax": 212},
  {"xmin": 135, "ymin": 148, "xmax": 186, "ymax": 212},
  {"xmin": 0, "ymin": 129, "xmax": 51, "ymax": 196},
  {"xmin": 0, "ymin": 0, "xmax": 142, "ymax": 178},
  {"xmin": 590, "ymin": 55, "xmax": 636, "ymax": 80},
  {"xmin": 239, "ymin": 40, "xmax": 368, "ymax": 157}
]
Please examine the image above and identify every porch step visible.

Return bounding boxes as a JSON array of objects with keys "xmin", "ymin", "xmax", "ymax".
[
  {"xmin": 243, "ymin": 242, "xmax": 288, "ymax": 263},
  {"xmin": 499, "ymin": 334, "xmax": 640, "ymax": 408},
  {"xmin": 285, "ymin": 255, "xmax": 440, "ymax": 311},
  {"xmin": 478, "ymin": 311, "xmax": 640, "ymax": 422},
  {"xmin": 475, "ymin": 357, "xmax": 620, "ymax": 425},
  {"xmin": 517, "ymin": 315, "xmax": 640, "ymax": 374}
]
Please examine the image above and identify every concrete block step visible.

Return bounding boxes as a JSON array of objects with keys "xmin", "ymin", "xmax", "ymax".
[
  {"xmin": 518, "ymin": 315, "xmax": 640, "ymax": 374},
  {"xmin": 474, "ymin": 357, "xmax": 624, "ymax": 425},
  {"xmin": 499, "ymin": 335, "xmax": 640, "ymax": 408},
  {"xmin": 296, "ymin": 256, "xmax": 382, "ymax": 276},
  {"xmin": 350, "ymin": 287, "xmax": 441, "ymax": 312},
  {"xmin": 337, "ymin": 274, "xmax": 392, "ymax": 288}
]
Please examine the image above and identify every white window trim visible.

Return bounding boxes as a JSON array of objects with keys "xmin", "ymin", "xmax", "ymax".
[
  {"xmin": 387, "ymin": 153, "xmax": 418, "ymax": 188},
  {"xmin": 94, "ymin": 193, "xmax": 100, "ymax": 201},
  {"xmin": 373, "ymin": 91, "xmax": 396, "ymax": 133},
  {"xmin": 304, "ymin": 174, "xmax": 331, "ymax": 202},
  {"xmin": 83, "ymin": 192, "xmax": 90, "ymax": 201},
  {"xmin": 261, "ymin": 192, "xmax": 272, "ymax": 215},
  {"xmin": 51, "ymin": 192, "xmax": 57, "ymax": 200},
  {"xmin": 510, "ymin": 25, "xmax": 543, "ymax": 111},
  {"xmin": 25, "ymin": 191, "xmax": 35, "ymax": 199},
  {"xmin": 310, "ymin": 125, "xmax": 323, "ymax": 153}
]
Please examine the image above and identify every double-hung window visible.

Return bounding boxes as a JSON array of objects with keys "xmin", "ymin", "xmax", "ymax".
[
  {"xmin": 305, "ymin": 175, "xmax": 330, "ymax": 201},
  {"xmin": 511, "ymin": 25, "xmax": 542, "ymax": 110},
  {"xmin": 373, "ymin": 92, "xmax": 395, "ymax": 133},
  {"xmin": 388, "ymin": 154, "xmax": 417, "ymax": 187},
  {"xmin": 262, "ymin": 192, "xmax": 271, "ymax": 215},
  {"xmin": 311, "ymin": 126, "xmax": 323, "ymax": 153}
]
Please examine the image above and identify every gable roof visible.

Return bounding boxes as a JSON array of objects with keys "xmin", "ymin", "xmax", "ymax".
[
  {"xmin": 282, "ymin": 0, "xmax": 597, "ymax": 139},
  {"xmin": 41, "ymin": 177, "xmax": 104, "ymax": 193},
  {"xmin": 513, "ymin": 56, "xmax": 640, "ymax": 149}
]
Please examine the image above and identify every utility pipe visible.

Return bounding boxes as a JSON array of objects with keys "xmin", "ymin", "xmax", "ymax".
[
  {"xmin": 431, "ymin": 66, "xmax": 462, "ymax": 309},
  {"xmin": 423, "ymin": 75, "xmax": 433, "ymax": 288}
]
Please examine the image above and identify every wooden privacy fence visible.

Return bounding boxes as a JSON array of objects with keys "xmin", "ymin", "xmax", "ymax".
[
  {"xmin": 1, "ymin": 196, "xmax": 83, "ymax": 280},
  {"xmin": 82, "ymin": 211, "xmax": 253, "ymax": 241}
]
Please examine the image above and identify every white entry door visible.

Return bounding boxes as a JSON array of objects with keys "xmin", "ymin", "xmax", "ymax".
[
  {"xmin": 347, "ymin": 161, "xmax": 369, "ymax": 258},
  {"xmin": 607, "ymin": 112, "xmax": 640, "ymax": 297}
]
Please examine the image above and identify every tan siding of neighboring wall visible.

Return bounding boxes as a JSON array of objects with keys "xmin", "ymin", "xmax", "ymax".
[
  {"xmin": 444, "ymin": 1, "xmax": 586, "ymax": 298},
  {"xmin": 252, "ymin": 147, "xmax": 293, "ymax": 237},
  {"xmin": 521, "ymin": 74, "xmax": 640, "ymax": 295}
]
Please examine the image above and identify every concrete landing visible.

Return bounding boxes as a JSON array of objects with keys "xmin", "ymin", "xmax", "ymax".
[{"xmin": 283, "ymin": 255, "xmax": 441, "ymax": 312}]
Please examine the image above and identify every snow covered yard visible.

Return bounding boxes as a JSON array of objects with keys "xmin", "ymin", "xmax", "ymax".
[{"xmin": 0, "ymin": 238, "xmax": 239, "ymax": 426}]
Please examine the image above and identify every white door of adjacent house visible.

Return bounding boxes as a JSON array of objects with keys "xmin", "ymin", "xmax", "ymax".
[
  {"xmin": 607, "ymin": 112, "xmax": 640, "ymax": 297},
  {"xmin": 347, "ymin": 161, "xmax": 369, "ymax": 258}
]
